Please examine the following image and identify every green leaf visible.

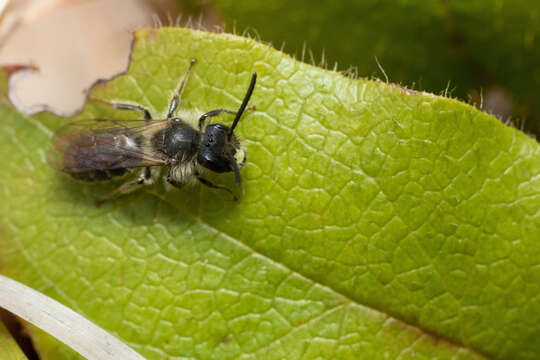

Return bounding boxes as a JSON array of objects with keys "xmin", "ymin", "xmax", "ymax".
[
  {"xmin": 0, "ymin": 27, "xmax": 539, "ymax": 360},
  {"xmin": 212, "ymin": 0, "xmax": 540, "ymax": 135}
]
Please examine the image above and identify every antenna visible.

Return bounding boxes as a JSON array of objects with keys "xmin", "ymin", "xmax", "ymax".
[{"xmin": 229, "ymin": 72, "xmax": 257, "ymax": 139}]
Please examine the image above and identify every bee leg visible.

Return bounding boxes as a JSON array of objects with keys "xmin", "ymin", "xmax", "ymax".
[
  {"xmin": 198, "ymin": 104, "xmax": 256, "ymax": 130},
  {"xmin": 198, "ymin": 109, "xmax": 236, "ymax": 131},
  {"xmin": 103, "ymin": 102, "xmax": 152, "ymax": 121},
  {"xmin": 167, "ymin": 58, "xmax": 197, "ymax": 118},
  {"xmin": 196, "ymin": 176, "xmax": 238, "ymax": 201},
  {"xmin": 96, "ymin": 170, "xmax": 152, "ymax": 206}
]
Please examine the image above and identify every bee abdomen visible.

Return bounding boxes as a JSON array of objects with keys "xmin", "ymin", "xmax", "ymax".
[
  {"xmin": 53, "ymin": 129, "xmax": 137, "ymax": 182},
  {"xmin": 69, "ymin": 168, "xmax": 128, "ymax": 182}
]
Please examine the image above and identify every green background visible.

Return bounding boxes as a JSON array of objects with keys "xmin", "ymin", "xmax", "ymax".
[{"xmin": 184, "ymin": 0, "xmax": 540, "ymax": 137}]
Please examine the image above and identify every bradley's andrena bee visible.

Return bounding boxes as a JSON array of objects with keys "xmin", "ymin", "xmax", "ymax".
[{"xmin": 48, "ymin": 59, "xmax": 256, "ymax": 202}]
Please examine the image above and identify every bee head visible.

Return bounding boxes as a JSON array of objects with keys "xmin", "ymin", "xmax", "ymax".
[
  {"xmin": 197, "ymin": 73, "xmax": 256, "ymax": 185},
  {"xmin": 198, "ymin": 123, "xmax": 244, "ymax": 171}
]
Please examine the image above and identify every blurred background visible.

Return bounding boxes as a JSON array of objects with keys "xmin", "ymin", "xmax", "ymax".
[{"xmin": 0, "ymin": 0, "xmax": 538, "ymax": 137}]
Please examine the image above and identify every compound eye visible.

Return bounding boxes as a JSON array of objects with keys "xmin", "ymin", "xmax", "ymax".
[{"xmin": 198, "ymin": 152, "xmax": 231, "ymax": 173}]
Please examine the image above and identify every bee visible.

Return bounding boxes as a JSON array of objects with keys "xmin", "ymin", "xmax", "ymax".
[{"xmin": 48, "ymin": 59, "xmax": 257, "ymax": 202}]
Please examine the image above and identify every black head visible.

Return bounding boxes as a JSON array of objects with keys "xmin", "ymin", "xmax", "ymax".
[
  {"xmin": 198, "ymin": 123, "xmax": 243, "ymax": 172},
  {"xmin": 198, "ymin": 73, "xmax": 256, "ymax": 185}
]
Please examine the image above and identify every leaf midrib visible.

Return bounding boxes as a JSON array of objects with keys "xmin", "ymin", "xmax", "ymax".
[{"xmin": 168, "ymin": 194, "xmax": 486, "ymax": 359}]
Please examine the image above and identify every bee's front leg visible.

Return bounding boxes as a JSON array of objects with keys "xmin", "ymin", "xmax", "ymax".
[{"xmin": 196, "ymin": 176, "xmax": 237, "ymax": 201}]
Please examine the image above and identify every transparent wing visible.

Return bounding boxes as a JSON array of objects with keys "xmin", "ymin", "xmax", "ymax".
[
  {"xmin": 48, "ymin": 118, "xmax": 173, "ymax": 173},
  {"xmin": 53, "ymin": 118, "xmax": 168, "ymax": 135}
]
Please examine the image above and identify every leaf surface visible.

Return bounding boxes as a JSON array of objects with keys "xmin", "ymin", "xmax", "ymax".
[
  {"xmin": 213, "ymin": 0, "xmax": 540, "ymax": 135},
  {"xmin": 0, "ymin": 28, "xmax": 539, "ymax": 360}
]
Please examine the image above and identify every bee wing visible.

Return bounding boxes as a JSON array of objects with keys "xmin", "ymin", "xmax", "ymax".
[
  {"xmin": 48, "ymin": 118, "xmax": 173, "ymax": 173},
  {"xmin": 52, "ymin": 118, "xmax": 167, "ymax": 135}
]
